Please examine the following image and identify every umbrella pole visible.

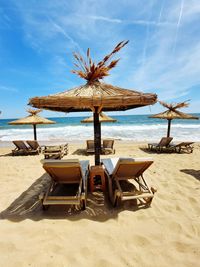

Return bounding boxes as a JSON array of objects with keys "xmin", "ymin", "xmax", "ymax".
[
  {"xmin": 93, "ymin": 107, "xmax": 101, "ymax": 165},
  {"xmin": 167, "ymin": 119, "xmax": 171, "ymax": 137},
  {"xmin": 33, "ymin": 124, "xmax": 37, "ymax": 140}
]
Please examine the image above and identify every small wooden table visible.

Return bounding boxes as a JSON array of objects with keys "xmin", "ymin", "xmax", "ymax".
[{"xmin": 89, "ymin": 165, "xmax": 106, "ymax": 193}]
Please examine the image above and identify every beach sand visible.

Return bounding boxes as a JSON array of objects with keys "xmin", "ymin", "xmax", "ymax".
[{"xmin": 0, "ymin": 141, "xmax": 200, "ymax": 267}]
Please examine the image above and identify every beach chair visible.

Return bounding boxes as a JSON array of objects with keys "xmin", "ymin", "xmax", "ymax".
[
  {"xmin": 169, "ymin": 142, "xmax": 194, "ymax": 153},
  {"xmin": 40, "ymin": 159, "xmax": 89, "ymax": 210},
  {"xmin": 12, "ymin": 140, "xmax": 38, "ymax": 156},
  {"xmin": 86, "ymin": 140, "xmax": 95, "ymax": 154},
  {"xmin": 43, "ymin": 145, "xmax": 65, "ymax": 159},
  {"xmin": 26, "ymin": 140, "xmax": 42, "ymax": 154},
  {"xmin": 102, "ymin": 139, "xmax": 115, "ymax": 154},
  {"xmin": 101, "ymin": 157, "xmax": 155, "ymax": 207},
  {"xmin": 148, "ymin": 137, "xmax": 173, "ymax": 152}
]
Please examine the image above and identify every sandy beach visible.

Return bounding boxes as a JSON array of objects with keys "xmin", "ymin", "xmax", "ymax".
[{"xmin": 0, "ymin": 141, "xmax": 199, "ymax": 267}]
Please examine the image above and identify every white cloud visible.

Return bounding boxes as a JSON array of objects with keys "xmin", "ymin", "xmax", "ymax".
[
  {"xmin": 87, "ymin": 15, "xmax": 122, "ymax": 23},
  {"xmin": 3, "ymin": 0, "xmax": 200, "ymax": 114},
  {"xmin": 0, "ymin": 86, "xmax": 18, "ymax": 93}
]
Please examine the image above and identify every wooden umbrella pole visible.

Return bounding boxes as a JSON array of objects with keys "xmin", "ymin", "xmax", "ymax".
[
  {"xmin": 33, "ymin": 124, "xmax": 37, "ymax": 140},
  {"xmin": 167, "ymin": 119, "xmax": 172, "ymax": 137},
  {"xmin": 93, "ymin": 107, "xmax": 101, "ymax": 165}
]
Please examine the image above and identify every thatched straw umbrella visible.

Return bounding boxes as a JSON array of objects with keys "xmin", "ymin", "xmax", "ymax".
[
  {"xmin": 81, "ymin": 112, "xmax": 116, "ymax": 123},
  {"xmin": 29, "ymin": 41, "xmax": 157, "ymax": 165},
  {"xmin": 81, "ymin": 112, "xmax": 117, "ymax": 145},
  {"xmin": 9, "ymin": 109, "xmax": 55, "ymax": 140},
  {"xmin": 149, "ymin": 101, "xmax": 199, "ymax": 137}
]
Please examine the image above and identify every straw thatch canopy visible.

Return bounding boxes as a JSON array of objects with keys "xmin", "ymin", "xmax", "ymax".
[
  {"xmin": 9, "ymin": 109, "xmax": 55, "ymax": 140},
  {"xmin": 149, "ymin": 101, "xmax": 199, "ymax": 137},
  {"xmin": 150, "ymin": 110, "xmax": 199, "ymax": 120},
  {"xmin": 29, "ymin": 81, "xmax": 156, "ymax": 113},
  {"xmin": 9, "ymin": 109, "xmax": 55, "ymax": 125},
  {"xmin": 29, "ymin": 41, "xmax": 157, "ymax": 164},
  {"xmin": 81, "ymin": 112, "xmax": 116, "ymax": 123}
]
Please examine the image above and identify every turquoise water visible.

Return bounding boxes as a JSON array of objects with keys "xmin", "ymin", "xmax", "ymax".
[{"xmin": 0, "ymin": 114, "xmax": 199, "ymax": 142}]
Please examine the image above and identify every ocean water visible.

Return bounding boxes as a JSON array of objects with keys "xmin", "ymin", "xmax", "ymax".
[{"xmin": 0, "ymin": 114, "xmax": 199, "ymax": 142}]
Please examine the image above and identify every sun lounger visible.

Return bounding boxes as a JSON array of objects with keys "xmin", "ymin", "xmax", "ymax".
[
  {"xmin": 101, "ymin": 157, "xmax": 155, "ymax": 207},
  {"xmin": 26, "ymin": 140, "xmax": 42, "ymax": 154},
  {"xmin": 86, "ymin": 140, "xmax": 95, "ymax": 154},
  {"xmin": 43, "ymin": 145, "xmax": 66, "ymax": 159},
  {"xmin": 169, "ymin": 142, "xmax": 194, "ymax": 153},
  {"xmin": 148, "ymin": 137, "xmax": 173, "ymax": 152},
  {"xmin": 40, "ymin": 159, "xmax": 89, "ymax": 210},
  {"xmin": 102, "ymin": 139, "xmax": 115, "ymax": 154},
  {"xmin": 12, "ymin": 140, "xmax": 39, "ymax": 156}
]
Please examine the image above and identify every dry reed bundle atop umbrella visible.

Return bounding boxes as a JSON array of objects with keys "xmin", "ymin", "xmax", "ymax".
[
  {"xmin": 29, "ymin": 41, "xmax": 157, "ymax": 165},
  {"xmin": 72, "ymin": 40, "xmax": 129, "ymax": 83},
  {"xmin": 9, "ymin": 109, "xmax": 55, "ymax": 140},
  {"xmin": 149, "ymin": 101, "xmax": 199, "ymax": 137}
]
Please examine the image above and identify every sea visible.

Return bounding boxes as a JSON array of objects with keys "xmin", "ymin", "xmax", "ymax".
[{"xmin": 0, "ymin": 114, "xmax": 199, "ymax": 143}]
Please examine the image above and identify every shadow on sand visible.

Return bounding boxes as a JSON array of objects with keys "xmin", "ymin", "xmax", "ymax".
[
  {"xmin": 0, "ymin": 152, "xmax": 13, "ymax": 157},
  {"xmin": 139, "ymin": 147, "xmax": 158, "ymax": 154},
  {"xmin": 180, "ymin": 169, "xmax": 200, "ymax": 181},
  {"xmin": 72, "ymin": 149, "xmax": 88, "ymax": 156},
  {"xmin": 0, "ymin": 174, "xmax": 149, "ymax": 222}
]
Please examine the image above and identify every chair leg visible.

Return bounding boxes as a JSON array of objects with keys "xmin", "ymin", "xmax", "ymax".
[
  {"xmin": 81, "ymin": 198, "xmax": 86, "ymax": 210},
  {"xmin": 114, "ymin": 194, "xmax": 121, "ymax": 207}
]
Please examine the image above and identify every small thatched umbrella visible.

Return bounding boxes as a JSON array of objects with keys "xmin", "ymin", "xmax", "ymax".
[
  {"xmin": 81, "ymin": 112, "xmax": 116, "ymax": 123},
  {"xmin": 9, "ymin": 109, "xmax": 55, "ymax": 140},
  {"xmin": 149, "ymin": 101, "xmax": 199, "ymax": 137},
  {"xmin": 81, "ymin": 112, "xmax": 117, "ymax": 145},
  {"xmin": 29, "ymin": 41, "xmax": 157, "ymax": 165}
]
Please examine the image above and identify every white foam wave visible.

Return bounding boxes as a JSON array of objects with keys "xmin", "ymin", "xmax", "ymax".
[{"xmin": 0, "ymin": 123, "xmax": 200, "ymax": 142}]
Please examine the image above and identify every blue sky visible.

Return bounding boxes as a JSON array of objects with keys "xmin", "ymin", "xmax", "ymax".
[{"xmin": 0, "ymin": 0, "xmax": 200, "ymax": 119}]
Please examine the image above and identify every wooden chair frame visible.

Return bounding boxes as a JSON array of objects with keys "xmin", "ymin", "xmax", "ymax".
[
  {"xmin": 40, "ymin": 160, "xmax": 89, "ymax": 210},
  {"xmin": 12, "ymin": 140, "xmax": 39, "ymax": 156},
  {"xmin": 148, "ymin": 137, "xmax": 173, "ymax": 152},
  {"xmin": 102, "ymin": 158, "xmax": 155, "ymax": 207}
]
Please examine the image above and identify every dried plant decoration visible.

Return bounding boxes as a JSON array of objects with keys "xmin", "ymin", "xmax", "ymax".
[
  {"xmin": 71, "ymin": 40, "xmax": 129, "ymax": 83},
  {"xmin": 159, "ymin": 100, "xmax": 189, "ymax": 112},
  {"xmin": 27, "ymin": 109, "xmax": 42, "ymax": 115}
]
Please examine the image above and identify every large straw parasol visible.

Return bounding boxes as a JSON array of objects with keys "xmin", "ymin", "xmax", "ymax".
[
  {"xmin": 9, "ymin": 109, "xmax": 55, "ymax": 140},
  {"xmin": 149, "ymin": 101, "xmax": 199, "ymax": 137},
  {"xmin": 29, "ymin": 41, "xmax": 157, "ymax": 165}
]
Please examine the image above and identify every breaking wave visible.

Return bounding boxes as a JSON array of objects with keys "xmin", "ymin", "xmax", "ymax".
[{"xmin": 0, "ymin": 123, "xmax": 200, "ymax": 142}]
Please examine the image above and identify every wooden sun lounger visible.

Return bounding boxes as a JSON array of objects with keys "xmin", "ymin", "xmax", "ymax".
[
  {"xmin": 101, "ymin": 157, "xmax": 155, "ymax": 207},
  {"xmin": 42, "ymin": 144, "xmax": 68, "ymax": 159},
  {"xmin": 86, "ymin": 140, "xmax": 95, "ymax": 154},
  {"xmin": 12, "ymin": 140, "xmax": 39, "ymax": 156},
  {"xmin": 102, "ymin": 139, "xmax": 115, "ymax": 155},
  {"xmin": 40, "ymin": 159, "xmax": 89, "ymax": 210},
  {"xmin": 148, "ymin": 137, "xmax": 173, "ymax": 152},
  {"xmin": 169, "ymin": 142, "xmax": 194, "ymax": 153},
  {"xmin": 26, "ymin": 140, "xmax": 42, "ymax": 154}
]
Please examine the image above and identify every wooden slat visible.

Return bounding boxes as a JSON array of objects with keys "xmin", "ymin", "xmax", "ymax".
[
  {"xmin": 43, "ymin": 199, "xmax": 80, "ymax": 205},
  {"xmin": 122, "ymin": 193, "xmax": 153, "ymax": 201}
]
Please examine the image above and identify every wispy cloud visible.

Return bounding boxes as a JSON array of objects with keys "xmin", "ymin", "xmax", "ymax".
[
  {"xmin": 0, "ymin": 85, "xmax": 18, "ymax": 93},
  {"xmin": 87, "ymin": 15, "xmax": 122, "ymax": 23},
  {"xmin": 87, "ymin": 15, "xmax": 175, "ymax": 27},
  {"xmin": 1, "ymin": 0, "xmax": 199, "ymax": 114},
  {"xmin": 48, "ymin": 19, "xmax": 83, "ymax": 53},
  {"xmin": 172, "ymin": 0, "xmax": 185, "ymax": 53}
]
